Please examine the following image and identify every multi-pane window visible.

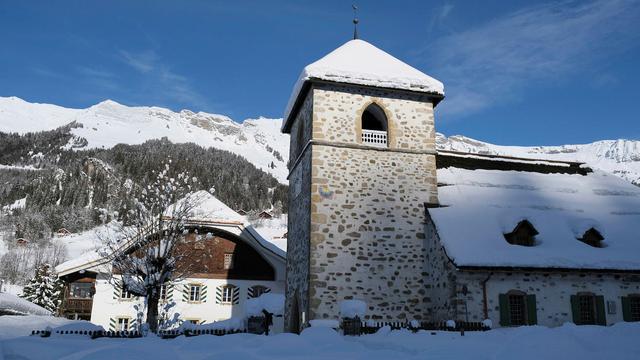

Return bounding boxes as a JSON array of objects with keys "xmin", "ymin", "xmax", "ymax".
[
  {"xmin": 222, "ymin": 286, "xmax": 233, "ymax": 304},
  {"xmin": 578, "ymin": 295, "xmax": 596, "ymax": 325},
  {"xmin": 69, "ymin": 283, "xmax": 93, "ymax": 299},
  {"xmin": 189, "ymin": 285, "xmax": 201, "ymax": 302},
  {"xmin": 160, "ymin": 285, "xmax": 167, "ymax": 301},
  {"xmin": 117, "ymin": 317, "xmax": 129, "ymax": 331},
  {"xmin": 630, "ymin": 297, "xmax": 640, "ymax": 321},
  {"xmin": 120, "ymin": 287, "xmax": 133, "ymax": 300},
  {"xmin": 224, "ymin": 253, "xmax": 234, "ymax": 270},
  {"xmin": 508, "ymin": 294, "xmax": 526, "ymax": 326},
  {"xmin": 250, "ymin": 285, "xmax": 268, "ymax": 299}
]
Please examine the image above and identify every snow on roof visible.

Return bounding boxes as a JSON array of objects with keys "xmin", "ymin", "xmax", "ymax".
[
  {"xmin": 430, "ymin": 167, "xmax": 640, "ymax": 270},
  {"xmin": 283, "ymin": 39, "xmax": 444, "ymax": 130},
  {"xmin": 0, "ymin": 293, "xmax": 51, "ymax": 316},
  {"xmin": 55, "ymin": 250, "xmax": 102, "ymax": 276},
  {"xmin": 168, "ymin": 190, "xmax": 246, "ymax": 224}
]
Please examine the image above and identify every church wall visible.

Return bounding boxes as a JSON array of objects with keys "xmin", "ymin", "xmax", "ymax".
[
  {"xmin": 424, "ymin": 213, "xmax": 458, "ymax": 321},
  {"xmin": 284, "ymin": 92, "xmax": 313, "ymax": 332},
  {"xmin": 305, "ymin": 84, "xmax": 438, "ymax": 321},
  {"xmin": 451, "ymin": 270, "xmax": 640, "ymax": 327}
]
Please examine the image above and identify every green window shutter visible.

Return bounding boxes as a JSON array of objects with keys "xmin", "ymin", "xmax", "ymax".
[
  {"xmin": 570, "ymin": 295, "xmax": 580, "ymax": 324},
  {"xmin": 109, "ymin": 318, "xmax": 116, "ymax": 331},
  {"xmin": 621, "ymin": 296, "xmax": 631, "ymax": 322},
  {"xmin": 526, "ymin": 294, "xmax": 537, "ymax": 325},
  {"xmin": 595, "ymin": 296, "xmax": 606, "ymax": 326},
  {"xmin": 499, "ymin": 294, "xmax": 510, "ymax": 326}
]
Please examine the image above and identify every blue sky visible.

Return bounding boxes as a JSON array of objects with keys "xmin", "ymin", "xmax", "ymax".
[{"xmin": 1, "ymin": 0, "xmax": 639, "ymax": 145}]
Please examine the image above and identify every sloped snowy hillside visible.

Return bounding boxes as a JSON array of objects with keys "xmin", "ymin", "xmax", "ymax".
[
  {"xmin": 1, "ymin": 96, "xmax": 639, "ymax": 186},
  {"xmin": 0, "ymin": 97, "xmax": 288, "ymax": 183}
]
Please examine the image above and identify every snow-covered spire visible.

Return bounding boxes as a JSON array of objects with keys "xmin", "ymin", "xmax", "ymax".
[{"xmin": 282, "ymin": 39, "xmax": 444, "ymax": 130}]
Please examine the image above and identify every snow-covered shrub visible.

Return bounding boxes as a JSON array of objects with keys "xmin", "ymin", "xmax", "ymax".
[
  {"xmin": 482, "ymin": 319, "xmax": 493, "ymax": 329},
  {"xmin": 446, "ymin": 320, "xmax": 456, "ymax": 329},
  {"xmin": 339, "ymin": 299, "xmax": 367, "ymax": 319}
]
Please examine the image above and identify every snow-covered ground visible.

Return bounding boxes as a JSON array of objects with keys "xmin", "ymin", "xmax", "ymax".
[
  {"xmin": 0, "ymin": 320, "xmax": 638, "ymax": 360},
  {"xmin": 0, "ymin": 315, "xmax": 76, "ymax": 340}
]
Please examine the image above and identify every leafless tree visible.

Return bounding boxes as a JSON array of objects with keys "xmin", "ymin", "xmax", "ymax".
[{"xmin": 100, "ymin": 162, "xmax": 207, "ymax": 333}]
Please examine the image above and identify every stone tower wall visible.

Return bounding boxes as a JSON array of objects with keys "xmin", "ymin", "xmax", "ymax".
[
  {"xmin": 284, "ymin": 92, "xmax": 313, "ymax": 332},
  {"xmin": 306, "ymin": 82, "xmax": 439, "ymax": 321}
]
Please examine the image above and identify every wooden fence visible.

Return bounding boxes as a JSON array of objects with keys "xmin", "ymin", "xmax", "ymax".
[
  {"xmin": 347, "ymin": 319, "xmax": 490, "ymax": 336},
  {"xmin": 31, "ymin": 329, "xmax": 142, "ymax": 338}
]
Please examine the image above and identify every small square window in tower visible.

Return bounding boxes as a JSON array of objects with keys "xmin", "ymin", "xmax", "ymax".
[{"xmin": 361, "ymin": 103, "xmax": 388, "ymax": 148}]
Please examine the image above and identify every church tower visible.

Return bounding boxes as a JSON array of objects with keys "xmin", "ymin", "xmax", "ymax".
[{"xmin": 281, "ymin": 39, "xmax": 444, "ymax": 332}]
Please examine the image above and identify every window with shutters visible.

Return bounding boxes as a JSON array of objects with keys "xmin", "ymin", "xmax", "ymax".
[
  {"xmin": 120, "ymin": 287, "xmax": 134, "ymax": 300},
  {"xmin": 571, "ymin": 292, "xmax": 605, "ymax": 325},
  {"xmin": 160, "ymin": 284, "xmax": 168, "ymax": 301},
  {"xmin": 189, "ymin": 284, "xmax": 201, "ymax": 302},
  {"xmin": 508, "ymin": 293, "xmax": 526, "ymax": 326},
  {"xmin": 117, "ymin": 317, "xmax": 130, "ymax": 331},
  {"xmin": 222, "ymin": 286, "xmax": 234, "ymax": 304},
  {"xmin": 499, "ymin": 290, "xmax": 537, "ymax": 327},
  {"xmin": 249, "ymin": 285, "xmax": 269, "ymax": 299}
]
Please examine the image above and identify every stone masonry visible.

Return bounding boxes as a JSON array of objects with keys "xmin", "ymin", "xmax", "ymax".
[{"xmin": 285, "ymin": 81, "xmax": 440, "ymax": 325}]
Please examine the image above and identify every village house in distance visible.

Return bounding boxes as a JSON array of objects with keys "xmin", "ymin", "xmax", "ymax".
[
  {"xmin": 55, "ymin": 192, "xmax": 285, "ymax": 331},
  {"xmin": 281, "ymin": 38, "xmax": 640, "ymax": 332}
]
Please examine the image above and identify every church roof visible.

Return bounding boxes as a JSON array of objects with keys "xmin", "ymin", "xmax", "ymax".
[
  {"xmin": 282, "ymin": 39, "xmax": 444, "ymax": 131},
  {"xmin": 429, "ymin": 163, "xmax": 640, "ymax": 271}
]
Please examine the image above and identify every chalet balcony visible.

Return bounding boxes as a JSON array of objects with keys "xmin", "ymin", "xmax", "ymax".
[
  {"xmin": 63, "ymin": 298, "xmax": 93, "ymax": 315},
  {"xmin": 361, "ymin": 129, "xmax": 387, "ymax": 148}
]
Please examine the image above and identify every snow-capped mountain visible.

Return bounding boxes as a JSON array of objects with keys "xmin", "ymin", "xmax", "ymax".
[
  {"xmin": 0, "ymin": 96, "xmax": 288, "ymax": 183},
  {"xmin": 436, "ymin": 134, "xmax": 640, "ymax": 185},
  {"xmin": 1, "ymin": 96, "xmax": 639, "ymax": 186}
]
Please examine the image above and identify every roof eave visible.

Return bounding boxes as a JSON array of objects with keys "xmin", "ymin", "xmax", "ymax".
[{"xmin": 281, "ymin": 78, "xmax": 445, "ymax": 134}]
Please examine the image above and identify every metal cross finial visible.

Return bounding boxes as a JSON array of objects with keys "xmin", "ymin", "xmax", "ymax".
[{"xmin": 352, "ymin": 4, "xmax": 359, "ymax": 40}]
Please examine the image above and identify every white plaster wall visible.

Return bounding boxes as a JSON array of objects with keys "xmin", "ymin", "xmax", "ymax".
[
  {"xmin": 456, "ymin": 271, "xmax": 640, "ymax": 327},
  {"xmin": 90, "ymin": 275, "xmax": 284, "ymax": 330}
]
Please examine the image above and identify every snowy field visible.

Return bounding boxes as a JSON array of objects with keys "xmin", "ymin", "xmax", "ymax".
[{"xmin": 1, "ymin": 318, "xmax": 639, "ymax": 360}]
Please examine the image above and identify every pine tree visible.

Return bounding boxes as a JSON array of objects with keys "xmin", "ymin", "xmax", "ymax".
[{"xmin": 21, "ymin": 263, "xmax": 63, "ymax": 313}]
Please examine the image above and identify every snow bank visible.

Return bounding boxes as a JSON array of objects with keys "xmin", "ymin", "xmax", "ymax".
[
  {"xmin": 48, "ymin": 322, "xmax": 105, "ymax": 336},
  {"xmin": 180, "ymin": 317, "xmax": 245, "ymax": 331},
  {"xmin": 431, "ymin": 168, "xmax": 640, "ymax": 270},
  {"xmin": 1, "ymin": 321, "xmax": 640, "ymax": 359},
  {"xmin": 0, "ymin": 293, "xmax": 51, "ymax": 316},
  {"xmin": 0, "ymin": 315, "xmax": 76, "ymax": 339},
  {"xmin": 245, "ymin": 293, "xmax": 285, "ymax": 317},
  {"xmin": 339, "ymin": 299, "xmax": 367, "ymax": 318},
  {"xmin": 308, "ymin": 319, "xmax": 340, "ymax": 328}
]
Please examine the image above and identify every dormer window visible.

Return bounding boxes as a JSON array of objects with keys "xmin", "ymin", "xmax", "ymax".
[
  {"xmin": 504, "ymin": 220, "xmax": 538, "ymax": 247},
  {"xmin": 361, "ymin": 103, "xmax": 388, "ymax": 148},
  {"xmin": 577, "ymin": 227, "xmax": 604, "ymax": 248}
]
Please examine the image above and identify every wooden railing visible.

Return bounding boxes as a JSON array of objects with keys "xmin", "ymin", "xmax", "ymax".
[{"xmin": 63, "ymin": 299, "xmax": 93, "ymax": 314}]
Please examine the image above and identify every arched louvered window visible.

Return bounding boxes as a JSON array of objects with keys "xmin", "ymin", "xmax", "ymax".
[{"xmin": 361, "ymin": 103, "xmax": 388, "ymax": 148}]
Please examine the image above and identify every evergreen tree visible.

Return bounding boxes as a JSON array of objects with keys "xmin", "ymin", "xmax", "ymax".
[{"xmin": 21, "ymin": 263, "xmax": 63, "ymax": 313}]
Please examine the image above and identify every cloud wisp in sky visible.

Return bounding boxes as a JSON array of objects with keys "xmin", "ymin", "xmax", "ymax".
[
  {"xmin": 422, "ymin": 0, "xmax": 640, "ymax": 119},
  {"xmin": 118, "ymin": 49, "xmax": 213, "ymax": 111}
]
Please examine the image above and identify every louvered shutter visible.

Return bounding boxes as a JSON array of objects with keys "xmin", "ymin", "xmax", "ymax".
[
  {"xmin": 232, "ymin": 286, "xmax": 240, "ymax": 305},
  {"xmin": 595, "ymin": 296, "xmax": 606, "ymax": 326},
  {"xmin": 200, "ymin": 285, "xmax": 208, "ymax": 302},
  {"xmin": 622, "ymin": 296, "xmax": 631, "ymax": 322},
  {"xmin": 526, "ymin": 294, "xmax": 537, "ymax": 325},
  {"xmin": 109, "ymin": 318, "xmax": 116, "ymax": 331},
  {"xmin": 499, "ymin": 294, "xmax": 510, "ymax": 326},
  {"xmin": 182, "ymin": 284, "xmax": 190, "ymax": 302},
  {"xmin": 570, "ymin": 295, "xmax": 580, "ymax": 324}
]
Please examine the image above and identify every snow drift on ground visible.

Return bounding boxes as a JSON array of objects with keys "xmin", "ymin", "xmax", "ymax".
[
  {"xmin": 0, "ymin": 293, "xmax": 51, "ymax": 316},
  {"xmin": 0, "ymin": 315, "xmax": 75, "ymax": 339},
  {"xmin": 431, "ymin": 167, "xmax": 640, "ymax": 269},
  {"xmin": 1, "ymin": 321, "xmax": 639, "ymax": 360}
]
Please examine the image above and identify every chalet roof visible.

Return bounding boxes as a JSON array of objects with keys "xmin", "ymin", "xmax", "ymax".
[
  {"xmin": 282, "ymin": 39, "xmax": 444, "ymax": 132},
  {"xmin": 429, "ymin": 164, "xmax": 640, "ymax": 271}
]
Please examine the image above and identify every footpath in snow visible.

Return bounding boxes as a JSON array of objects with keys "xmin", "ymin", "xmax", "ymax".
[{"xmin": 1, "ymin": 316, "xmax": 639, "ymax": 360}]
